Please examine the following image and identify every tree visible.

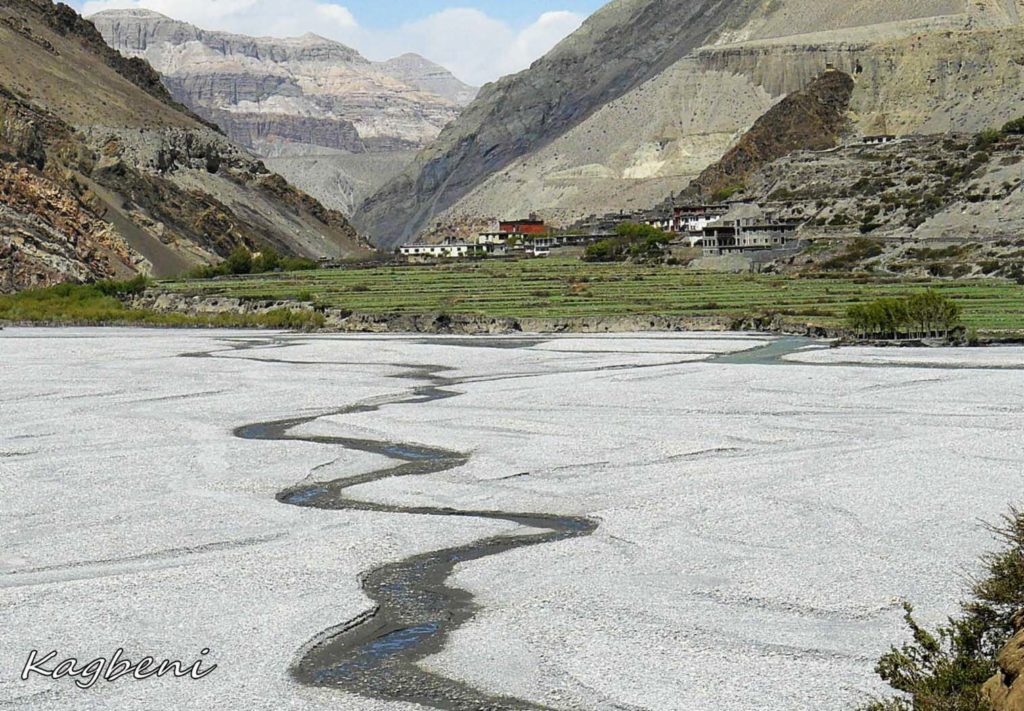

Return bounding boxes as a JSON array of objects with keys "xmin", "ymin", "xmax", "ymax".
[
  {"xmin": 583, "ymin": 238, "xmax": 629, "ymax": 263},
  {"xmin": 847, "ymin": 292, "xmax": 961, "ymax": 340},
  {"xmin": 906, "ymin": 290, "xmax": 963, "ymax": 338},
  {"xmin": 583, "ymin": 223, "xmax": 672, "ymax": 263},
  {"xmin": 225, "ymin": 245, "xmax": 253, "ymax": 275},
  {"xmin": 252, "ymin": 246, "xmax": 281, "ymax": 274}
]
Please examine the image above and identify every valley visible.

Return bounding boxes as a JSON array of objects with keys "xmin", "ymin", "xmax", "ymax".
[{"xmin": 3, "ymin": 2, "xmax": 1024, "ymax": 708}]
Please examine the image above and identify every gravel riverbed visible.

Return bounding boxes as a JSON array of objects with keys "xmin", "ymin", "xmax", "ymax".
[{"xmin": 1, "ymin": 329, "xmax": 1021, "ymax": 710}]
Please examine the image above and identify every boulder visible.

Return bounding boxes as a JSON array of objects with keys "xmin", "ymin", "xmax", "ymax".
[{"xmin": 984, "ymin": 610, "xmax": 1024, "ymax": 711}]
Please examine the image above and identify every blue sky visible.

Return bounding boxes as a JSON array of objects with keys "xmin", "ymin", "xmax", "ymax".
[
  {"xmin": 333, "ymin": 1, "xmax": 603, "ymax": 29},
  {"xmin": 74, "ymin": 1, "xmax": 607, "ymax": 84}
]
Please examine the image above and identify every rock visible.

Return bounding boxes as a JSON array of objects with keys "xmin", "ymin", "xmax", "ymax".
[
  {"xmin": 379, "ymin": 54, "xmax": 478, "ymax": 107},
  {"xmin": 0, "ymin": 163, "xmax": 139, "ymax": 292},
  {"xmin": 984, "ymin": 611, "xmax": 1024, "ymax": 711},
  {"xmin": 683, "ymin": 70, "xmax": 856, "ymax": 202}
]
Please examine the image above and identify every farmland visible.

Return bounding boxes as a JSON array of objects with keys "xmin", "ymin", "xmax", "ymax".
[{"xmin": 160, "ymin": 259, "xmax": 1024, "ymax": 335}]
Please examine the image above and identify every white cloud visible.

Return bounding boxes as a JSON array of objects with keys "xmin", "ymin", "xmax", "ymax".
[{"xmin": 78, "ymin": 1, "xmax": 585, "ymax": 85}]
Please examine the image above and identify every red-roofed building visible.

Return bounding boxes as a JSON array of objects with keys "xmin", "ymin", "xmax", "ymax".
[{"xmin": 499, "ymin": 219, "xmax": 547, "ymax": 236}]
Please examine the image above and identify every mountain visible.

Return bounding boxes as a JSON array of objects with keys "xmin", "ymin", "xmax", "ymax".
[
  {"xmin": 0, "ymin": 0, "xmax": 367, "ymax": 292},
  {"xmin": 357, "ymin": 0, "xmax": 1024, "ymax": 247},
  {"xmin": 90, "ymin": 9, "xmax": 478, "ymax": 216},
  {"xmin": 380, "ymin": 54, "xmax": 479, "ymax": 107}
]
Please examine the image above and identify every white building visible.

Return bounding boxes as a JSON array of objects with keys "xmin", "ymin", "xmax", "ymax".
[
  {"xmin": 477, "ymin": 232, "xmax": 510, "ymax": 245},
  {"xmin": 398, "ymin": 243, "xmax": 473, "ymax": 259}
]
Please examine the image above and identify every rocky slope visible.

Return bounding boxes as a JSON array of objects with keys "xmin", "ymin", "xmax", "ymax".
[
  {"xmin": 90, "ymin": 9, "xmax": 477, "ymax": 215},
  {"xmin": 0, "ymin": 0, "xmax": 367, "ymax": 291},
  {"xmin": 724, "ymin": 130, "xmax": 1024, "ymax": 278},
  {"xmin": 358, "ymin": 0, "xmax": 1024, "ymax": 246},
  {"xmin": 682, "ymin": 69, "xmax": 855, "ymax": 201}
]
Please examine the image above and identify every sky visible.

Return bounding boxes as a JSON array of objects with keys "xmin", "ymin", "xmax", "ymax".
[{"xmin": 71, "ymin": 1, "xmax": 607, "ymax": 85}]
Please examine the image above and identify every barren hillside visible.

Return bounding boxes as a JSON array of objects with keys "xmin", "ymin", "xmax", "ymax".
[{"xmin": 0, "ymin": 0, "xmax": 368, "ymax": 291}]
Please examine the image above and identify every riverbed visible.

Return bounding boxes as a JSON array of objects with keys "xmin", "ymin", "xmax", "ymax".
[{"xmin": 1, "ymin": 328, "xmax": 1022, "ymax": 710}]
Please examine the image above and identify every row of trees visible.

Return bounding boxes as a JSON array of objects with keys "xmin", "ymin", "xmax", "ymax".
[
  {"xmin": 187, "ymin": 246, "xmax": 318, "ymax": 279},
  {"xmin": 583, "ymin": 223, "xmax": 672, "ymax": 263},
  {"xmin": 847, "ymin": 290, "xmax": 963, "ymax": 339}
]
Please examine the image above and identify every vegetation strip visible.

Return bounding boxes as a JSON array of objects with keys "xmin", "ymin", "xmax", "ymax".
[{"xmin": 160, "ymin": 260, "xmax": 1024, "ymax": 336}]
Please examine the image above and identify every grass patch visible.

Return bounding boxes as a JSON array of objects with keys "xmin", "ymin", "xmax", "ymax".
[{"xmin": 0, "ymin": 279, "xmax": 324, "ymax": 330}]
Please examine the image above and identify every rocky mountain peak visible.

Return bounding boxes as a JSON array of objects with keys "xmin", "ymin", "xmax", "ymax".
[
  {"xmin": 0, "ymin": 0, "xmax": 367, "ymax": 291},
  {"xmin": 380, "ymin": 53, "xmax": 478, "ymax": 107},
  {"xmin": 90, "ymin": 9, "xmax": 478, "ymax": 216}
]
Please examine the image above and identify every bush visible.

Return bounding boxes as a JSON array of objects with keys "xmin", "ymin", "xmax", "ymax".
[
  {"xmin": 974, "ymin": 128, "xmax": 1003, "ymax": 151},
  {"xmin": 865, "ymin": 508, "xmax": 1024, "ymax": 710},
  {"xmin": 93, "ymin": 275, "xmax": 151, "ymax": 297},
  {"xmin": 1002, "ymin": 116, "xmax": 1024, "ymax": 135},
  {"xmin": 225, "ymin": 245, "xmax": 253, "ymax": 275},
  {"xmin": 252, "ymin": 247, "xmax": 281, "ymax": 274},
  {"xmin": 584, "ymin": 238, "xmax": 629, "ymax": 263},
  {"xmin": 821, "ymin": 238, "xmax": 884, "ymax": 270},
  {"xmin": 712, "ymin": 183, "xmax": 744, "ymax": 202},
  {"xmin": 278, "ymin": 256, "xmax": 318, "ymax": 272},
  {"xmin": 0, "ymin": 280, "xmax": 326, "ymax": 330}
]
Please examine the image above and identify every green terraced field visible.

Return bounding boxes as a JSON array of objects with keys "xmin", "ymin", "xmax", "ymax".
[{"xmin": 161, "ymin": 259, "xmax": 1024, "ymax": 334}]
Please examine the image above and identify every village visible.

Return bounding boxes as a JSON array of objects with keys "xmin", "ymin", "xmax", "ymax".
[
  {"xmin": 396, "ymin": 131, "xmax": 909, "ymax": 265},
  {"xmin": 397, "ymin": 203, "xmax": 804, "ymax": 263}
]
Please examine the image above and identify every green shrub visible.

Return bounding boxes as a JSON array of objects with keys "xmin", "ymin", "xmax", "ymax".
[
  {"xmin": 278, "ymin": 256, "xmax": 318, "ymax": 272},
  {"xmin": 225, "ymin": 245, "xmax": 253, "ymax": 275},
  {"xmin": 864, "ymin": 508, "xmax": 1024, "ymax": 710},
  {"xmin": 584, "ymin": 238, "xmax": 629, "ymax": 263},
  {"xmin": 974, "ymin": 128, "xmax": 1003, "ymax": 151},
  {"xmin": 252, "ymin": 247, "xmax": 281, "ymax": 274},
  {"xmin": 0, "ymin": 280, "xmax": 325, "ymax": 331},
  {"xmin": 822, "ymin": 238, "xmax": 884, "ymax": 270},
  {"xmin": 712, "ymin": 184, "xmax": 744, "ymax": 202},
  {"xmin": 1002, "ymin": 116, "xmax": 1024, "ymax": 135},
  {"xmin": 93, "ymin": 274, "xmax": 151, "ymax": 297}
]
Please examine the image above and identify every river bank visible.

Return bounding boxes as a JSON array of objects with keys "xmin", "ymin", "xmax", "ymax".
[
  {"xmin": 131, "ymin": 291, "xmax": 1024, "ymax": 345},
  {"xmin": 130, "ymin": 291, "xmax": 844, "ymax": 338},
  {"xmin": 5, "ymin": 285, "xmax": 1020, "ymax": 345}
]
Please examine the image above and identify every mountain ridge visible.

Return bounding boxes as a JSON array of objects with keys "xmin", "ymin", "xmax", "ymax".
[{"xmin": 90, "ymin": 8, "xmax": 478, "ymax": 215}]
